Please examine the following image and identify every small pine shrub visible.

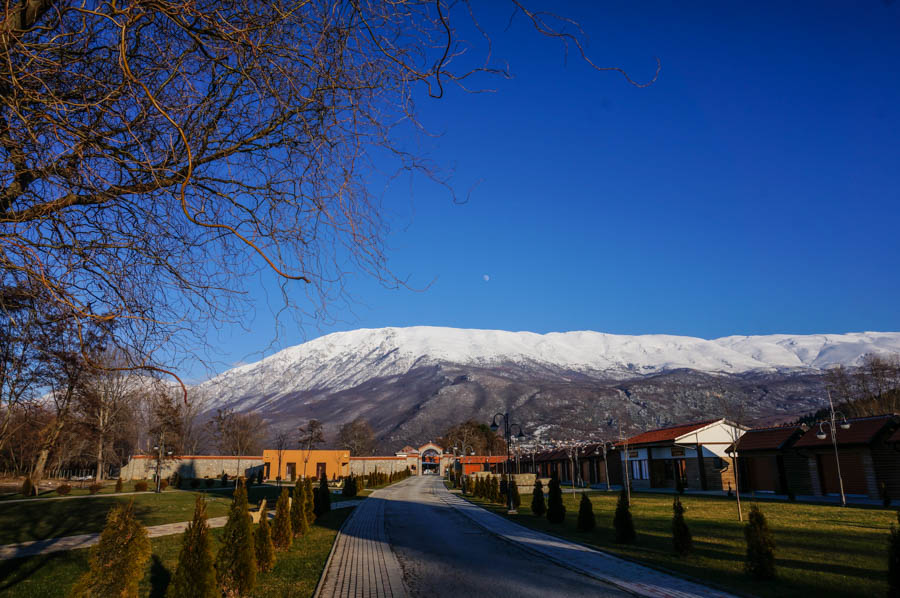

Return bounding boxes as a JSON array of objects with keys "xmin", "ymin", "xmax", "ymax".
[
  {"xmin": 889, "ymin": 511, "xmax": 900, "ymax": 597},
  {"xmin": 272, "ymin": 488, "xmax": 293, "ymax": 550},
  {"xmin": 115, "ymin": 478, "xmax": 123, "ymax": 493},
  {"xmin": 20, "ymin": 477, "xmax": 34, "ymax": 497},
  {"xmin": 744, "ymin": 504, "xmax": 776, "ymax": 580},
  {"xmin": 256, "ymin": 470, "xmax": 264, "ymax": 485},
  {"xmin": 88, "ymin": 483, "xmax": 103, "ymax": 495},
  {"xmin": 291, "ymin": 478, "xmax": 309, "ymax": 537},
  {"xmin": 509, "ymin": 480, "xmax": 521, "ymax": 510},
  {"xmin": 57, "ymin": 484, "xmax": 72, "ymax": 496},
  {"xmin": 159, "ymin": 479, "xmax": 169, "ymax": 491},
  {"xmin": 531, "ymin": 480, "xmax": 546, "ymax": 517},
  {"xmin": 546, "ymin": 473, "xmax": 566, "ymax": 524},
  {"xmin": 221, "ymin": 472, "xmax": 229, "ymax": 487},
  {"xmin": 167, "ymin": 496, "xmax": 217, "ymax": 598},
  {"xmin": 303, "ymin": 478, "xmax": 315, "ymax": 525},
  {"xmin": 491, "ymin": 477, "xmax": 501, "ymax": 504},
  {"xmin": 466, "ymin": 476, "xmax": 474, "ymax": 495},
  {"xmin": 613, "ymin": 488, "xmax": 636, "ymax": 544},
  {"xmin": 577, "ymin": 493, "xmax": 596, "ymax": 532},
  {"xmin": 134, "ymin": 480, "xmax": 148, "ymax": 492},
  {"xmin": 343, "ymin": 474, "xmax": 357, "ymax": 498},
  {"xmin": 254, "ymin": 502, "xmax": 276, "ymax": 572},
  {"xmin": 68, "ymin": 500, "xmax": 150, "ymax": 598},
  {"xmin": 205, "ymin": 478, "xmax": 214, "ymax": 488},
  {"xmin": 672, "ymin": 496, "xmax": 692, "ymax": 556},
  {"xmin": 315, "ymin": 473, "xmax": 331, "ymax": 517},
  {"xmin": 215, "ymin": 481, "xmax": 257, "ymax": 596},
  {"xmin": 881, "ymin": 482, "xmax": 892, "ymax": 508},
  {"xmin": 171, "ymin": 472, "xmax": 181, "ymax": 489}
]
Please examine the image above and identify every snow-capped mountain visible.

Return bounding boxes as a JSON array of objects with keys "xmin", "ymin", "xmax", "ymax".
[{"xmin": 195, "ymin": 327, "xmax": 900, "ymax": 447}]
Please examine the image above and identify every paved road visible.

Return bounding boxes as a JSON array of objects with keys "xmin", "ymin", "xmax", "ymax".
[{"xmin": 382, "ymin": 476, "xmax": 627, "ymax": 598}]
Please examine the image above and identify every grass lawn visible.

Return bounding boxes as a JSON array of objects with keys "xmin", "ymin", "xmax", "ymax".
[
  {"xmin": 0, "ymin": 479, "xmax": 159, "ymax": 501},
  {"xmin": 0, "ymin": 506, "xmax": 351, "ymax": 597},
  {"xmin": 462, "ymin": 489, "xmax": 896, "ymax": 598}
]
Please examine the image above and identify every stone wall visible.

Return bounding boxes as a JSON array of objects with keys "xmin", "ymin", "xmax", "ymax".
[
  {"xmin": 121, "ymin": 456, "xmax": 263, "ymax": 480},
  {"xmin": 348, "ymin": 458, "xmax": 409, "ymax": 476}
]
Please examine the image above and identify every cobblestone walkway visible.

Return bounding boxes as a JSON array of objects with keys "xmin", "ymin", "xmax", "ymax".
[
  {"xmin": 437, "ymin": 484, "xmax": 737, "ymax": 598},
  {"xmin": 0, "ymin": 499, "xmax": 362, "ymax": 561},
  {"xmin": 316, "ymin": 490, "xmax": 407, "ymax": 598}
]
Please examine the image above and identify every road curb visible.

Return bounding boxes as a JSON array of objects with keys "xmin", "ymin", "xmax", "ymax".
[{"xmin": 312, "ymin": 507, "xmax": 353, "ymax": 598}]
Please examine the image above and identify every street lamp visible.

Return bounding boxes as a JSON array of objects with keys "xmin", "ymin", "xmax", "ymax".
[
  {"xmin": 815, "ymin": 389, "xmax": 851, "ymax": 507},
  {"xmin": 490, "ymin": 412, "xmax": 525, "ymax": 513}
]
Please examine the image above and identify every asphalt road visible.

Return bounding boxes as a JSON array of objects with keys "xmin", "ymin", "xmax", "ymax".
[{"xmin": 382, "ymin": 475, "xmax": 628, "ymax": 598}]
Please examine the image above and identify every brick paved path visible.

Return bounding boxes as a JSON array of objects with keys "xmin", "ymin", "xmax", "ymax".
[
  {"xmin": 436, "ymin": 480, "xmax": 737, "ymax": 598},
  {"xmin": 0, "ymin": 499, "xmax": 362, "ymax": 561},
  {"xmin": 316, "ymin": 488, "xmax": 407, "ymax": 598}
]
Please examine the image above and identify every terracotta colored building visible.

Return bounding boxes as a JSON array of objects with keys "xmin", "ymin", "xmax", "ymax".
[
  {"xmin": 262, "ymin": 449, "xmax": 350, "ymax": 481},
  {"xmin": 455, "ymin": 455, "xmax": 508, "ymax": 475}
]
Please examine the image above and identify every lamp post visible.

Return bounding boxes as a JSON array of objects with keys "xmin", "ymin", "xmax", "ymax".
[
  {"xmin": 601, "ymin": 442, "xmax": 612, "ymax": 491},
  {"xmin": 816, "ymin": 389, "xmax": 852, "ymax": 507},
  {"xmin": 490, "ymin": 413, "xmax": 525, "ymax": 513}
]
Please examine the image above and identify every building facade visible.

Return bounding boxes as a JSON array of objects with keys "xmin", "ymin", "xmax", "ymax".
[{"xmin": 262, "ymin": 449, "xmax": 350, "ymax": 481}]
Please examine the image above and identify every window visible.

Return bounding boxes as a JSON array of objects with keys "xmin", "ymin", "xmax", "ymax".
[
  {"xmin": 630, "ymin": 459, "xmax": 649, "ymax": 480},
  {"xmin": 640, "ymin": 460, "xmax": 649, "ymax": 480}
]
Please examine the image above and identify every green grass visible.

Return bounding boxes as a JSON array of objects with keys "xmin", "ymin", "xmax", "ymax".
[
  {"xmin": 0, "ymin": 479, "xmax": 155, "ymax": 501},
  {"xmin": 461, "ymin": 489, "xmax": 896, "ymax": 598},
  {"xmin": 0, "ymin": 506, "xmax": 351, "ymax": 597}
]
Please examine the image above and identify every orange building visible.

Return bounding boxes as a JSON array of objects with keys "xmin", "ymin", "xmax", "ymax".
[
  {"xmin": 262, "ymin": 449, "xmax": 350, "ymax": 481},
  {"xmin": 456, "ymin": 455, "xmax": 509, "ymax": 475}
]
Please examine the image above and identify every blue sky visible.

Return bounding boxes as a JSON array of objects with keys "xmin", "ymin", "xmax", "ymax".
[{"xmin": 203, "ymin": 1, "xmax": 900, "ymax": 376}]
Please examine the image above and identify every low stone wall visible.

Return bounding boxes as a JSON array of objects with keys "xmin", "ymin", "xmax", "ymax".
[
  {"xmin": 349, "ymin": 458, "xmax": 409, "ymax": 476},
  {"xmin": 121, "ymin": 455, "xmax": 264, "ymax": 480},
  {"xmin": 467, "ymin": 472, "xmax": 535, "ymax": 494}
]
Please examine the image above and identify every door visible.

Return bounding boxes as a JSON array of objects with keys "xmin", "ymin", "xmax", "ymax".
[
  {"xmin": 316, "ymin": 462, "xmax": 327, "ymax": 479},
  {"xmin": 818, "ymin": 452, "xmax": 867, "ymax": 495},
  {"xmin": 286, "ymin": 463, "xmax": 296, "ymax": 481},
  {"xmin": 747, "ymin": 456, "xmax": 778, "ymax": 492}
]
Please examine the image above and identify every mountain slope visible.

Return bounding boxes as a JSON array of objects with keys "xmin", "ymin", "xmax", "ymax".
[{"xmin": 196, "ymin": 327, "xmax": 900, "ymax": 448}]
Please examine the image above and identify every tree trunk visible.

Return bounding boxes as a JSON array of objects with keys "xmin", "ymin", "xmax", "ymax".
[{"xmin": 95, "ymin": 431, "xmax": 104, "ymax": 483}]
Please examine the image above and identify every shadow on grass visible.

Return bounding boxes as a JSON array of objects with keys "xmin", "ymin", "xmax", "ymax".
[{"xmin": 149, "ymin": 554, "xmax": 172, "ymax": 598}]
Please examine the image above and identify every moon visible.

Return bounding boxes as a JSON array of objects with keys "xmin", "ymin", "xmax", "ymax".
[{"xmin": 483, "ymin": 274, "xmax": 490, "ymax": 282}]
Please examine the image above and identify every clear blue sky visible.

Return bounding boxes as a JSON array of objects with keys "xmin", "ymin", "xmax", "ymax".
[{"xmin": 203, "ymin": 1, "xmax": 900, "ymax": 377}]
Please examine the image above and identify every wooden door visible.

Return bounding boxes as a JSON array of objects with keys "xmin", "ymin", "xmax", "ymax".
[{"xmin": 818, "ymin": 452, "xmax": 867, "ymax": 495}]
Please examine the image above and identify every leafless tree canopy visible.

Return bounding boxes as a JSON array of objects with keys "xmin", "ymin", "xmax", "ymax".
[
  {"xmin": 338, "ymin": 417, "xmax": 374, "ymax": 456},
  {"xmin": 0, "ymin": 0, "xmax": 657, "ymax": 379},
  {"xmin": 437, "ymin": 419, "xmax": 506, "ymax": 456}
]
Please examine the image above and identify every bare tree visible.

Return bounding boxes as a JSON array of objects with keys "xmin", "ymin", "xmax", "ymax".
[
  {"xmin": 0, "ymin": 1, "xmax": 657, "ymax": 385},
  {"xmin": 338, "ymin": 418, "xmax": 376, "ymax": 456},
  {"xmin": 298, "ymin": 419, "xmax": 325, "ymax": 478},
  {"xmin": 272, "ymin": 429, "xmax": 291, "ymax": 486},
  {"xmin": 437, "ymin": 420, "xmax": 506, "ymax": 456},
  {"xmin": 206, "ymin": 408, "xmax": 267, "ymax": 477}
]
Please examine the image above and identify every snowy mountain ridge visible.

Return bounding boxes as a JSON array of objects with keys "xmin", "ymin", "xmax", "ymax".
[{"xmin": 197, "ymin": 327, "xmax": 900, "ymax": 413}]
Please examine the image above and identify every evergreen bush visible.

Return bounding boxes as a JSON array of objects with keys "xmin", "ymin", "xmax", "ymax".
[
  {"xmin": 215, "ymin": 480, "xmax": 257, "ymax": 596},
  {"xmin": 744, "ymin": 504, "xmax": 776, "ymax": 580},
  {"xmin": 466, "ymin": 476, "xmax": 474, "ymax": 495},
  {"xmin": 272, "ymin": 488, "xmax": 293, "ymax": 550},
  {"xmin": 546, "ymin": 473, "xmax": 566, "ymax": 524},
  {"xmin": 20, "ymin": 477, "xmax": 34, "ymax": 497},
  {"xmin": 167, "ymin": 496, "xmax": 217, "ymax": 598},
  {"xmin": 134, "ymin": 480, "xmax": 148, "ymax": 492},
  {"xmin": 68, "ymin": 500, "xmax": 151, "ymax": 598},
  {"xmin": 343, "ymin": 474, "xmax": 357, "ymax": 497},
  {"xmin": 256, "ymin": 470, "xmax": 264, "ymax": 485},
  {"xmin": 577, "ymin": 493, "xmax": 596, "ymax": 532},
  {"xmin": 672, "ymin": 496, "xmax": 692, "ymax": 556},
  {"xmin": 613, "ymin": 488, "xmax": 636, "ymax": 544},
  {"xmin": 531, "ymin": 480, "xmax": 546, "ymax": 516},
  {"xmin": 316, "ymin": 472, "xmax": 331, "ymax": 516},
  {"xmin": 889, "ymin": 511, "xmax": 900, "ymax": 597},
  {"xmin": 491, "ymin": 477, "xmax": 501, "ymax": 503},
  {"xmin": 303, "ymin": 478, "xmax": 316, "ymax": 525},
  {"xmin": 221, "ymin": 472, "xmax": 229, "ymax": 487},
  {"xmin": 509, "ymin": 480, "xmax": 521, "ymax": 510},
  {"xmin": 115, "ymin": 478, "xmax": 123, "ymax": 493},
  {"xmin": 205, "ymin": 478, "xmax": 215, "ymax": 488},
  {"xmin": 881, "ymin": 482, "xmax": 892, "ymax": 508},
  {"xmin": 254, "ymin": 501, "xmax": 276, "ymax": 572},
  {"xmin": 171, "ymin": 472, "xmax": 181, "ymax": 489},
  {"xmin": 89, "ymin": 483, "xmax": 103, "ymax": 495},
  {"xmin": 499, "ymin": 478, "xmax": 508, "ymax": 497},
  {"xmin": 291, "ymin": 478, "xmax": 309, "ymax": 537},
  {"xmin": 57, "ymin": 484, "xmax": 72, "ymax": 496}
]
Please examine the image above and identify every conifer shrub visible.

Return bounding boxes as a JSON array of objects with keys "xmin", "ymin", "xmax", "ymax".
[
  {"xmin": 167, "ymin": 496, "xmax": 217, "ymax": 598},
  {"xmin": 315, "ymin": 472, "xmax": 331, "ymax": 517},
  {"xmin": 531, "ymin": 480, "xmax": 546, "ymax": 517},
  {"xmin": 889, "ymin": 511, "xmax": 900, "ymax": 597},
  {"xmin": 256, "ymin": 470, "xmax": 264, "ymax": 485},
  {"xmin": 577, "ymin": 493, "xmax": 596, "ymax": 532},
  {"xmin": 744, "ymin": 504, "xmax": 776, "ymax": 580},
  {"xmin": 205, "ymin": 478, "xmax": 215, "ymax": 488},
  {"xmin": 546, "ymin": 473, "xmax": 566, "ymax": 524},
  {"xmin": 509, "ymin": 480, "xmax": 521, "ymax": 510},
  {"xmin": 291, "ymin": 478, "xmax": 308, "ymax": 537},
  {"xmin": 672, "ymin": 496, "xmax": 692, "ymax": 556},
  {"xmin": 221, "ymin": 472, "xmax": 229, "ymax": 487},
  {"xmin": 272, "ymin": 488, "xmax": 293, "ymax": 550},
  {"xmin": 613, "ymin": 488, "xmax": 636, "ymax": 544},
  {"xmin": 303, "ymin": 478, "xmax": 316, "ymax": 525},
  {"xmin": 466, "ymin": 476, "xmax": 474, "ymax": 495},
  {"xmin": 254, "ymin": 501, "xmax": 276, "ymax": 572},
  {"xmin": 343, "ymin": 474, "xmax": 357, "ymax": 497},
  {"xmin": 68, "ymin": 500, "xmax": 151, "ymax": 598},
  {"xmin": 20, "ymin": 477, "xmax": 34, "ymax": 497},
  {"xmin": 215, "ymin": 480, "xmax": 257, "ymax": 596},
  {"xmin": 88, "ymin": 483, "xmax": 103, "ymax": 495},
  {"xmin": 499, "ymin": 478, "xmax": 508, "ymax": 497},
  {"xmin": 115, "ymin": 478, "xmax": 123, "ymax": 493},
  {"xmin": 491, "ymin": 477, "xmax": 501, "ymax": 503},
  {"xmin": 881, "ymin": 482, "xmax": 892, "ymax": 508},
  {"xmin": 134, "ymin": 480, "xmax": 148, "ymax": 492},
  {"xmin": 171, "ymin": 472, "xmax": 181, "ymax": 489},
  {"xmin": 57, "ymin": 484, "xmax": 72, "ymax": 496}
]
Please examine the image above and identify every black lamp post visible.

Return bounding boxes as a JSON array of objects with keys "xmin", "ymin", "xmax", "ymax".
[{"xmin": 490, "ymin": 412, "xmax": 525, "ymax": 513}]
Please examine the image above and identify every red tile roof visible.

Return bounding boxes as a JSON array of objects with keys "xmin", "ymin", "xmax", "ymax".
[
  {"xmin": 736, "ymin": 426, "xmax": 804, "ymax": 452},
  {"xmin": 793, "ymin": 414, "xmax": 898, "ymax": 448},
  {"xmin": 618, "ymin": 420, "xmax": 719, "ymax": 447}
]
